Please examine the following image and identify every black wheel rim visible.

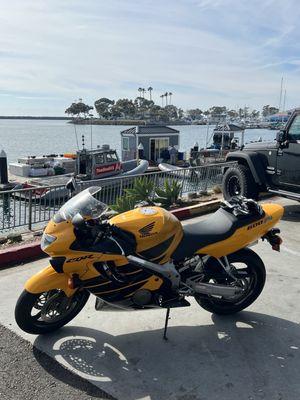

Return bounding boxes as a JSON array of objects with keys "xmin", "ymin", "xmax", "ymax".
[
  {"xmin": 203, "ymin": 263, "xmax": 257, "ymax": 305},
  {"xmin": 227, "ymin": 176, "xmax": 241, "ymax": 197},
  {"xmin": 30, "ymin": 290, "xmax": 84, "ymax": 326}
]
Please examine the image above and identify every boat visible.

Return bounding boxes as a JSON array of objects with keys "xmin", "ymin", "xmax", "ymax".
[
  {"xmin": 211, "ymin": 123, "xmax": 245, "ymax": 150},
  {"xmin": 158, "ymin": 162, "xmax": 185, "ymax": 177},
  {"xmin": 9, "ymin": 145, "xmax": 148, "ymax": 201}
]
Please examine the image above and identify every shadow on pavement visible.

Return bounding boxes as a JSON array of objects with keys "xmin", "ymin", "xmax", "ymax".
[
  {"xmin": 33, "ymin": 311, "xmax": 300, "ymax": 400},
  {"xmin": 282, "ymin": 204, "xmax": 300, "ymax": 222}
]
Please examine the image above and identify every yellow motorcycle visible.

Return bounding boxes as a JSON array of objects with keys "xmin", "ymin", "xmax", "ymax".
[{"xmin": 15, "ymin": 187, "xmax": 283, "ymax": 338}]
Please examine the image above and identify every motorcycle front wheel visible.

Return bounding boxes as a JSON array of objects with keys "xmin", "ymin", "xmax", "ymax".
[
  {"xmin": 195, "ymin": 248, "xmax": 266, "ymax": 315},
  {"xmin": 15, "ymin": 289, "xmax": 90, "ymax": 334}
]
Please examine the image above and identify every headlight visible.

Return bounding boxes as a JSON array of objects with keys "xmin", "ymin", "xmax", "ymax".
[{"xmin": 41, "ymin": 233, "xmax": 57, "ymax": 251}]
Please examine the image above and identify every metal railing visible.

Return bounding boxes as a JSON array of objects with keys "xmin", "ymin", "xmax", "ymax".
[{"xmin": 0, "ymin": 162, "xmax": 234, "ymax": 231}]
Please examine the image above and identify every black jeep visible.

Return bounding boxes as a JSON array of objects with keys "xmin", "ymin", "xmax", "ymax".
[{"xmin": 222, "ymin": 108, "xmax": 300, "ymax": 201}]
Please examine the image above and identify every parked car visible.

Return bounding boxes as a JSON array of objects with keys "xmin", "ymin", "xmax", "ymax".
[{"xmin": 222, "ymin": 108, "xmax": 300, "ymax": 201}]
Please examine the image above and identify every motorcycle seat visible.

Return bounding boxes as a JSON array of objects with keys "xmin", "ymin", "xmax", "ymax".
[{"xmin": 172, "ymin": 208, "xmax": 262, "ymax": 261}]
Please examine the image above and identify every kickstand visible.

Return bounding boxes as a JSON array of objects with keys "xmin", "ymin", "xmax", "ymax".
[{"xmin": 163, "ymin": 307, "xmax": 171, "ymax": 341}]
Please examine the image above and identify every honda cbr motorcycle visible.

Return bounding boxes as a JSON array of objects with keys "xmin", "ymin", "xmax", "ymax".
[{"xmin": 15, "ymin": 187, "xmax": 283, "ymax": 338}]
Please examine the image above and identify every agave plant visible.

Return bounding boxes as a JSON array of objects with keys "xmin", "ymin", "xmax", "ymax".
[
  {"xmin": 155, "ymin": 180, "xmax": 182, "ymax": 208},
  {"xmin": 124, "ymin": 177, "xmax": 155, "ymax": 204},
  {"xmin": 110, "ymin": 196, "xmax": 137, "ymax": 214}
]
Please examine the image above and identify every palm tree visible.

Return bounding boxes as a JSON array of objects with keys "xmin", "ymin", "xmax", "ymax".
[
  {"xmin": 164, "ymin": 92, "xmax": 168, "ymax": 106},
  {"xmin": 138, "ymin": 87, "xmax": 143, "ymax": 98},
  {"xmin": 160, "ymin": 94, "xmax": 164, "ymax": 107},
  {"xmin": 168, "ymin": 92, "xmax": 173, "ymax": 105},
  {"xmin": 142, "ymin": 88, "xmax": 146, "ymax": 98},
  {"xmin": 148, "ymin": 86, "xmax": 153, "ymax": 101}
]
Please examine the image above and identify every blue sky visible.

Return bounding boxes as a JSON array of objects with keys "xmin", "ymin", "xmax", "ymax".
[{"xmin": 0, "ymin": 0, "xmax": 299, "ymax": 115}]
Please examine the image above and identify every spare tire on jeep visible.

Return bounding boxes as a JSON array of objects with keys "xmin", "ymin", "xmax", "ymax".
[{"xmin": 222, "ymin": 164, "xmax": 258, "ymax": 200}]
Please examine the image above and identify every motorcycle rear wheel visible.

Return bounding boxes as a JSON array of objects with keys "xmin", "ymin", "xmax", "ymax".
[
  {"xmin": 195, "ymin": 248, "xmax": 266, "ymax": 315},
  {"xmin": 15, "ymin": 289, "xmax": 90, "ymax": 334}
]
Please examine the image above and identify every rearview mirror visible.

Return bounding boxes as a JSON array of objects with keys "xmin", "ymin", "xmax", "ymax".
[
  {"xmin": 276, "ymin": 130, "xmax": 288, "ymax": 149},
  {"xmin": 66, "ymin": 177, "xmax": 76, "ymax": 193},
  {"xmin": 276, "ymin": 130, "xmax": 286, "ymax": 143}
]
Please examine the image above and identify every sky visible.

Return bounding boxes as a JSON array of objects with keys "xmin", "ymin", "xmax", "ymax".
[{"xmin": 0, "ymin": 0, "xmax": 299, "ymax": 116}]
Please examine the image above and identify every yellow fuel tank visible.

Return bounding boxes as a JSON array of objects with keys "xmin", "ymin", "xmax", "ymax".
[{"xmin": 109, "ymin": 207, "xmax": 183, "ymax": 264}]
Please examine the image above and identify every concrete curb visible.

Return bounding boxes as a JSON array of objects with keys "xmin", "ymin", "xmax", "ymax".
[
  {"xmin": 0, "ymin": 199, "xmax": 221, "ymax": 268},
  {"xmin": 0, "ymin": 242, "xmax": 46, "ymax": 268}
]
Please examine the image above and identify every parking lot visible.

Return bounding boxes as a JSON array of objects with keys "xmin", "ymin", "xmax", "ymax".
[{"xmin": 0, "ymin": 197, "xmax": 299, "ymax": 400}]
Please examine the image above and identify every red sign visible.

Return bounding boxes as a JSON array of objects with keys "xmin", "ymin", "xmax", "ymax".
[{"xmin": 95, "ymin": 162, "xmax": 121, "ymax": 175}]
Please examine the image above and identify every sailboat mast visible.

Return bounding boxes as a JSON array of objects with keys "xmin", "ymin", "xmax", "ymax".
[
  {"xmin": 283, "ymin": 89, "xmax": 287, "ymax": 112},
  {"xmin": 278, "ymin": 77, "xmax": 283, "ymax": 111}
]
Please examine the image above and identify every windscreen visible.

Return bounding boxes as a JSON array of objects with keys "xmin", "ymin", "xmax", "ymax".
[{"xmin": 53, "ymin": 187, "xmax": 107, "ymax": 222}]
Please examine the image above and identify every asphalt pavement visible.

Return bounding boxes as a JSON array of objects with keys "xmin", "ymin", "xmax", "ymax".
[{"xmin": 0, "ymin": 196, "xmax": 299, "ymax": 400}]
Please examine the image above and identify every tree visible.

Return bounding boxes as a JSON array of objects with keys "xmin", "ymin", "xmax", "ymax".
[
  {"xmin": 209, "ymin": 106, "xmax": 227, "ymax": 117},
  {"xmin": 251, "ymin": 110, "xmax": 260, "ymax": 118},
  {"xmin": 262, "ymin": 105, "xmax": 279, "ymax": 117},
  {"xmin": 134, "ymin": 97, "xmax": 155, "ymax": 119},
  {"xmin": 113, "ymin": 98, "xmax": 136, "ymax": 118},
  {"xmin": 227, "ymin": 109, "xmax": 238, "ymax": 118},
  {"xmin": 164, "ymin": 92, "xmax": 168, "ymax": 106},
  {"xmin": 164, "ymin": 105, "xmax": 178, "ymax": 120},
  {"xmin": 65, "ymin": 100, "xmax": 93, "ymax": 118},
  {"xmin": 187, "ymin": 108, "xmax": 203, "ymax": 120},
  {"xmin": 147, "ymin": 86, "xmax": 153, "ymax": 101},
  {"xmin": 94, "ymin": 98, "xmax": 115, "ymax": 119},
  {"xmin": 149, "ymin": 104, "xmax": 162, "ymax": 121}
]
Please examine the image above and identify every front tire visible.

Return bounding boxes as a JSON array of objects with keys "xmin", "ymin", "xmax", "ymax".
[
  {"xmin": 196, "ymin": 248, "xmax": 266, "ymax": 315},
  {"xmin": 222, "ymin": 164, "xmax": 258, "ymax": 200},
  {"xmin": 15, "ymin": 289, "xmax": 90, "ymax": 334}
]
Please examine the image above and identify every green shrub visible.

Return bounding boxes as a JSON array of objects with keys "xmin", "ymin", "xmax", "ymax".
[
  {"xmin": 111, "ymin": 177, "xmax": 155, "ymax": 213},
  {"xmin": 110, "ymin": 196, "xmax": 136, "ymax": 213},
  {"xmin": 155, "ymin": 180, "xmax": 182, "ymax": 208},
  {"xmin": 124, "ymin": 177, "xmax": 154, "ymax": 204}
]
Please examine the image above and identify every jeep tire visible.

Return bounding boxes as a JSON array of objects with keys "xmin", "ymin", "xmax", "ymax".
[{"xmin": 222, "ymin": 164, "xmax": 258, "ymax": 200}]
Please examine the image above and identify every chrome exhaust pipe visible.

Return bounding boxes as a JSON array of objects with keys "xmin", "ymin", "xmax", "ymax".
[{"xmin": 187, "ymin": 280, "xmax": 244, "ymax": 299}]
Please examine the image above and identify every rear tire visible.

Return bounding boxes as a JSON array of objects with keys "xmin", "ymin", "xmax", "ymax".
[
  {"xmin": 222, "ymin": 164, "xmax": 258, "ymax": 200},
  {"xmin": 15, "ymin": 289, "xmax": 90, "ymax": 335},
  {"xmin": 195, "ymin": 248, "xmax": 266, "ymax": 315}
]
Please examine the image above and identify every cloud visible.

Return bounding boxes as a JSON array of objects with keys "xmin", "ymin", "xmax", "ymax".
[{"xmin": 0, "ymin": 0, "xmax": 299, "ymax": 115}]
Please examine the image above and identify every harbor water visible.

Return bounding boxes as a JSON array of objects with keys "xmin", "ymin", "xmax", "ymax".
[{"xmin": 0, "ymin": 119, "xmax": 277, "ymax": 163}]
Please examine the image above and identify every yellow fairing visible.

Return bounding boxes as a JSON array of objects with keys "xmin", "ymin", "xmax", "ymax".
[
  {"xmin": 110, "ymin": 207, "xmax": 183, "ymax": 264},
  {"xmin": 197, "ymin": 203, "xmax": 284, "ymax": 258},
  {"xmin": 25, "ymin": 266, "xmax": 76, "ymax": 297}
]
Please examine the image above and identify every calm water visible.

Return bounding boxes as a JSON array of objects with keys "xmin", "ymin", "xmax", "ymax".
[{"xmin": 0, "ymin": 119, "xmax": 276, "ymax": 162}]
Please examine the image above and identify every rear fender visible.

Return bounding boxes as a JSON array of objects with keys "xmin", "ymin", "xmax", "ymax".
[{"xmin": 25, "ymin": 266, "xmax": 76, "ymax": 297}]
